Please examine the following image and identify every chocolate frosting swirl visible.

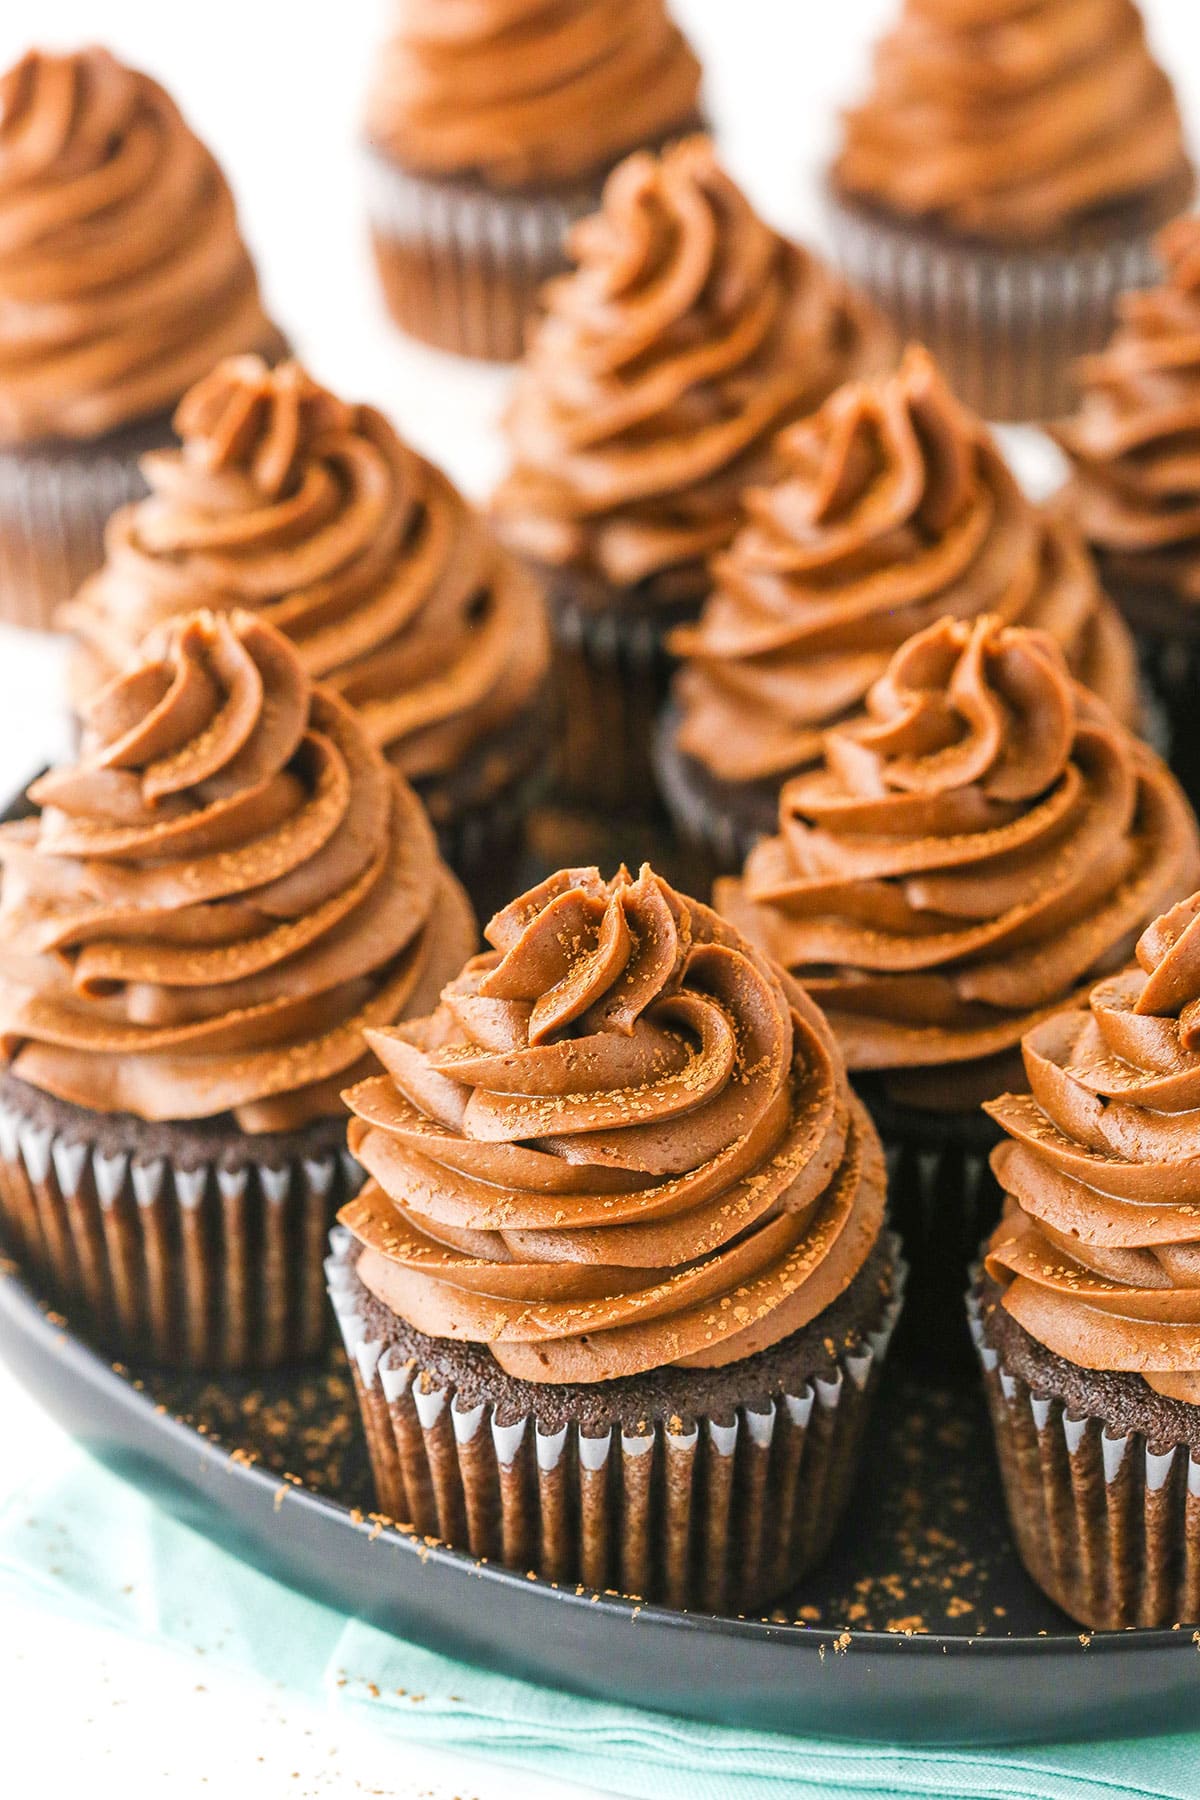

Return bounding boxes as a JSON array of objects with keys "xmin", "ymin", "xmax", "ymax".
[
  {"xmin": 339, "ymin": 864, "xmax": 886, "ymax": 1384},
  {"xmin": 834, "ymin": 0, "xmax": 1192, "ymax": 242},
  {"xmin": 717, "ymin": 615, "xmax": 1199, "ymax": 1096},
  {"xmin": 367, "ymin": 0, "xmax": 703, "ymax": 189},
  {"xmin": 986, "ymin": 889, "xmax": 1200, "ymax": 1403},
  {"xmin": 61, "ymin": 357, "xmax": 550, "ymax": 786},
  {"xmin": 492, "ymin": 135, "xmax": 894, "ymax": 597},
  {"xmin": 0, "ymin": 47, "xmax": 279, "ymax": 444},
  {"xmin": 1055, "ymin": 218, "xmax": 1200, "ymax": 604},
  {"xmin": 672, "ymin": 347, "xmax": 1138, "ymax": 786},
  {"xmin": 0, "ymin": 611, "xmax": 476, "ymax": 1131}
]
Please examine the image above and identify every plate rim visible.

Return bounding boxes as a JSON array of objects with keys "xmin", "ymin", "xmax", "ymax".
[{"xmin": 3, "ymin": 1256, "xmax": 1196, "ymax": 1667}]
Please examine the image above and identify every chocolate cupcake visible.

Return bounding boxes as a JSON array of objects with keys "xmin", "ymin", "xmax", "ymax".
[
  {"xmin": 492, "ymin": 134, "xmax": 893, "ymax": 812},
  {"xmin": 60, "ymin": 357, "xmax": 552, "ymax": 910},
  {"xmin": 974, "ymin": 887, "xmax": 1200, "ymax": 1627},
  {"xmin": 364, "ymin": 0, "xmax": 704, "ymax": 361},
  {"xmin": 717, "ymin": 615, "xmax": 1199, "ymax": 1352},
  {"xmin": 327, "ymin": 863, "xmax": 901, "ymax": 1611},
  {"xmin": 1054, "ymin": 218, "xmax": 1200, "ymax": 807},
  {"xmin": 658, "ymin": 347, "xmax": 1139, "ymax": 881},
  {"xmin": 0, "ymin": 47, "xmax": 283, "ymax": 631},
  {"xmin": 827, "ymin": 0, "xmax": 1194, "ymax": 421},
  {"xmin": 0, "ymin": 610, "xmax": 476, "ymax": 1368}
]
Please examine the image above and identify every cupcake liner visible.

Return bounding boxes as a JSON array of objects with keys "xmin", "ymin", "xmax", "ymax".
[
  {"xmin": 857, "ymin": 1079, "xmax": 1003, "ymax": 1374},
  {"xmin": 425, "ymin": 758, "xmax": 551, "ymax": 923},
  {"xmin": 364, "ymin": 150, "xmax": 601, "ymax": 362},
  {"xmin": 0, "ymin": 1082, "xmax": 364, "ymax": 1370},
  {"xmin": 968, "ymin": 1280, "xmax": 1200, "ymax": 1629},
  {"xmin": 547, "ymin": 576, "xmax": 699, "ymax": 815},
  {"xmin": 651, "ymin": 705, "xmax": 775, "ymax": 891},
  {"xmin": 1102, "ymin": 579, "xmax": 1200, "ymax": 808},
  {"xmin": 825, "ymin": 190, "xmax": 1162, "ymax": 422},
  {"xmin": 328, "ymin": 1229, "xmax": 906, "ymax": 1614},
  {"xmin": 0, "ymin": 430, "xmax": 162, "ymax": 633}
]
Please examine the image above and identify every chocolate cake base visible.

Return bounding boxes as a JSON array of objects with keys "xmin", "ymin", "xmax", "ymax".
[
  {"xmin": 0, "ymin": 1072, "xmax": 363, "ymax": 1371},
  {"xmin": 328, "ymin": 1228, "xmax": 904, "ymax": 1614},
  {"xmin": 825, "ymin": 177, "xmax": 1192, "ymax": 423},
  {"xmin": 970, "ymin": 1272, "xmax": 1200, "ymax": 1629}
]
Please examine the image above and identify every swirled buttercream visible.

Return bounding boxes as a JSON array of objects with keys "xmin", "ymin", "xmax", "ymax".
[
  {"xmin": 61, "ymin": 357, "xmax": 550, "ymax": 785},
  {"xmin": 672, "ymin": 347, "xmax": 1138, "ymax": 786},
  {"xmin": 492, "ymin": 135, "xmax": 893, "ymax": 596},
  {"xmin": 1055, "ymin": 217, "xmax": 1200, "ymax": 603},
  {"xmin": 339, "ymin": 863, "xmax": 887, "ymax": 1383},
  {"xmin": 986, "ymin": 887, "xmax": 1200, "ymax": 1402},
  {"xmin": 366, "ymin": 0, "xmax": 703, "ymax": 189},
  {"xmin": 0, "ymin": 47, "xmax": 279, "ymax": 444},
  {"xmin": 833, "ymin": 0, "xmax": 1192, "ymax": 242},
  {"xmin": 0, "ymin": 610, "xmax": 476, "ymax": 1131},
  {"xmin": 716, "ymin": 614, "xmax": 1199, "ymax": 1092}
]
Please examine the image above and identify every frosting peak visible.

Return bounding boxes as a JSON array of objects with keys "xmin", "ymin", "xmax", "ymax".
[
  {"xmin": 986, "ymin": 886, "xmax": 1200, "ymax": 1403},
  {"xmin": 493, "ymin": 134, "xmax": 893, "ymax": 595},
  {"xmin": 339, "ymin": 864, "xmax": 886, "ymax": 1383},
  {"xmin": 672, "ymin": 346, "xmax": 1137, "ymax": 785},
  {"xmin": 717, "ymin": 614, "xmax": 1199, "ymax": 1096},
  {"xmin": 0, "ymin": 610, "xmax": 476, "ymax": 1131},
  {"xmin": 62, "ymin": 356, "xmax": 551, "ymax": 791},
  {"xmin": 834, "ymin": 0, "xmax": 1192, "ymax": 242},
  {"xmin": 365, "ymin": 0, "xmax": 703, "ymax": 189},
  {"xmin": 1055, "ymin": 216, "xmax": 1200, "ymax": 602},
  {"xmin": 0, "ymin": 47, "xmax": 278, "ymax": 443}
]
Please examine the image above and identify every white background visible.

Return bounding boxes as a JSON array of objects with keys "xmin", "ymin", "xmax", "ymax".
[{"xmin": 0, "ymin": 3, "xmax": 1197, "ymax": 1795}]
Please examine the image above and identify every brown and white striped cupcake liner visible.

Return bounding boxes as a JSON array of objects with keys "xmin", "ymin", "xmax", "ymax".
[
  {"xmin": 0, "ymin": 1091, "xmax": 365, "ymax": 1370},
  {"xmin": 328, "ymin": 1228, "xmax": 906, "ymax": 1616},
  {"xmin": 825, "ymin": 190, "xmax": 1161, "ymax": 422},
  {"xmin": 363, "ymin": 150, "xmax": 600, "ymax": 362},
  {"xmin": 0, "ymin": 436, "xmax": 156, "ymax": 634},
  {"xmin": 968, "ymin": 1282, "xmax": 1200, "ymax": 1629}
]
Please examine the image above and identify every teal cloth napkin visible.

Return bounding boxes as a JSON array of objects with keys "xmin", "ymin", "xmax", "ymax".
[{"xmin": 3, "ymin": 1441, "xmax": 1200, "ymax": 1800}]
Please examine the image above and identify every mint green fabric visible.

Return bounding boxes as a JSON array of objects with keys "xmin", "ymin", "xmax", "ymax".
[{"xmin": 3, "ymin": 1443, "xmax": 1200, "ymax": 1800}]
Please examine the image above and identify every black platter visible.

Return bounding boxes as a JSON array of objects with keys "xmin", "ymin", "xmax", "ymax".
[{"xmin": 3, "ymin": 1255, "xmax": 1199, "ymax": 1746}]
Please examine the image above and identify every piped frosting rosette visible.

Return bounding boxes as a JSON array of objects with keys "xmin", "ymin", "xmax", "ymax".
[
  {"xmin": 0, "ymin": 610, "xmax": 477, "ymax": 1133},
  {"xmin": 985, "ymin": 889, "xmax": 1200, "ymax": 1404},
  {"xmin": 493, "ymin": 135, "xmax": 893, "ymax": 598},
  {"xmin": 0, "ymin": 47, "xmax": 279, "ymax": 444},
  {"xmin": 1055, "ymin": 217, "xmax": 1200, "ymax": 604},
  {"xmin": 717, "ymin": 614, "xmax": 1200, "ymax": 1096},
  {"xmin": 367, "ymin": 0, "xmax": 703, "ymax": 189},
  {"xmin": 61, "ymin": 357, "xmax": 550, "ymax": 789},
  {"xmin": 671, "ymin": 347, "xmax": 1138, "ymax": 787},
  {"xmin": 339, "ymin": 863, "xmax": 888, "ymax": 1384},
  {"xmin": 833, "ymin": 0, "xmax": 1192, "ymax": 242}
]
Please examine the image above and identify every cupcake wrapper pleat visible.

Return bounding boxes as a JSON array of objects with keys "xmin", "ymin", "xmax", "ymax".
[
  {"xmin": 0, "ymin": 442, "xmax": 150, "ymax": 632},
  {"xmin": 825, "ymin": 194, "xmax": 1160, "ymax": 422},
  {"xmin": 548, "ymin": 582, "xmax": 695, "ymax": 815},
  {"xmin": 862, "ymin": 1090, "xmax": 1002, "ymax": 1375},
  {"xmin": 364, "ymin": 151, "xmax": 599, "ymax": 361},
  {"xmin": 329, "ymin": 1229, "xmax": 905, "ymax": 1614},
  {"xmin": 425, "ymin": 758, "xmax": 550, "ymax": 921},
  {"xmin": 0, "ymin": 1096, "xmax": 363, "ymax": 1369},
  {"xmin": 651, "ymin": 711, "xmax": 763, "ymax": 889},
  {"xmin": 968, "ymin": 1283, "xmax": 1200, "ymax": 1629},
  {"xmin": 1127, "ymin": 626, "xmax": 1200, "ymax": 811}
]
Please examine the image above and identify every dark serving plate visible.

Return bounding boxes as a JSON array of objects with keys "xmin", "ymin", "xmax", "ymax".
[{"xmin": 3, "ymin": 1255, "xmax": 1199, "ymax": 1746}]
